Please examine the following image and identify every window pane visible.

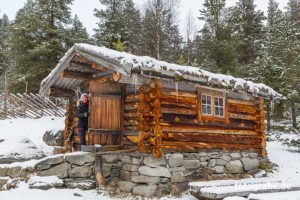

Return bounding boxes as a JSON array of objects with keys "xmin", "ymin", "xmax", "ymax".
[
  {"xmin": 220, "ymin": 108, "xmax": 224, "ymax": 116},
  {"xmin": 202, "ymin": 105, "xmax": 207, "ymax": 114},
  {"xmin": 220, "ymin": 98, "xmax": 223, "ymax": 106},
  {"xmin": 202, "ymin": 95, "xmax": 206, "ymax": 104},
  {"xmin": 214, "ymin": 98, "xmax": 219, "ymax": 106},
  {"xmin": 207, "ymin": 96, "xmax": 211, "ymax": 104},
  {"xmin": 207, "ymin": 105, "xmax": 211, "ymax": 114},
  {"xmin": 215, "ymin": 107, "xmax": 219, "ymax": 115}
]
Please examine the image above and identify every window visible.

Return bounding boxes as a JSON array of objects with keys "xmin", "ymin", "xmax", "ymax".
[
  {"xmin": 201, "ymin": 95, "xmax": 212, "ymax": 115},
  {"xmin": 214, "ymin": 97, "xmax": 224, "ymax": 117}
]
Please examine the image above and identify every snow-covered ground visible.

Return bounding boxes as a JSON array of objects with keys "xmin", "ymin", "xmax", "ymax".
[
  {"xmin": 1, "ymin": 117, "xmax": 300, "ymax": 199},
  {"xmin": 0, "ymin": 117, "xmax": 64, "ymax": 162}
]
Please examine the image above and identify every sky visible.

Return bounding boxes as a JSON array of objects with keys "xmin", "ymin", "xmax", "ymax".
[{"xmin": 0, "ymin": 0, "xmax": 289, "ymax": 38}]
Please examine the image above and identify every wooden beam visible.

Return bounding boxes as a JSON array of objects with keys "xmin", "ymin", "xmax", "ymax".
[
  {"xmin": 48, "ymin": 87, "xmax": 74, "ymax": 97},
  {"xmin": 60, "ymin": 70, "xmax": 93, "ymax": 80}
]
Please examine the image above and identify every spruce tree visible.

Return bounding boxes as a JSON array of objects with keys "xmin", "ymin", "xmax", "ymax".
[
  {"xmin": 0, "ymin": 14, "xmax": 10, "ymax": 76},
  {"xmin": 65, "ymin": 14, "xmax": 90, "ymax": 47},
  {"xmin": 9, "ymin": 0, "xmax": 74, "ymax": 93}
]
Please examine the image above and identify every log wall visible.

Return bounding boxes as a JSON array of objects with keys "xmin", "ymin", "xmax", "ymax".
[{"xmin": 123, "ymin": 79, "xmax": 266, "ymax": 157}]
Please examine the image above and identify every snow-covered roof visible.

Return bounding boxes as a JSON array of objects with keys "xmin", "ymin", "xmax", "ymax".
[{"xmin": 40, "ymin": 43, "xmax": 282, "ymax": 99}]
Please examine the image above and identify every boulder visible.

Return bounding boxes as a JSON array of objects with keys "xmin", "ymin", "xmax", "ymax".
[
  {"xmin": 69, "ymin": 166, "xmax": 92, "ymax": 178},
  {"xmin": 230, "ymin": 152, "xmax": 241, "ymax": 159},
  {"xmin": 216, "ymin": 159, "xmax": 227, "ymax": 166},
  {"xmin": 117, "ymin": 181, "xmax": 135, "ymax": 193},
  {"xmin": 37, "ymin": 162, "xmax": 70, "ymax": 178},
  {"xmin": 133, "ymin": 184, "xmax": 157, "ymax": 197},
  {"xmin": 183, "ymin": 160, "xmax": 201, "ymax": 169},
  {"xmin": 208, "ymin": 159, "xmax": 216, "ymax": 167},
  {"xmin": 241, "ymin": 158, "xmax": 259, "ymax": 171},
  {"xmin": 132, "ymin": 158, "xmax": 142, "ymax": 165},
  {"xmin": 225, "ymin": 160, "xmax": 244, "ymax": 174},
  {"xmin": 131, "ymin": 175, "xmax": 160, "ymax": 184},
  {"xmin": 64, "ymin": 179, "xmax": 96, "ymax": 190},
  {"xmin": 168, "ymin": 154, "xmax": 183, "ymax": 168},
  {"xmin": 103, "ymin": 163, "xmax": 112, "ymax": 177},
  {"xmin": 143, "ymin": 156, "xmax": 166, "ymax": 167},
  {"xmin": 139, "ymin": 166, "xmax": 171, "ymax": 178},
  {"xmin": 169, "ymin": 167, "xmax": 185, "ymax": 172},
  {"xmin": 35, "ymin": 155, "xmax": 64, "ymax": 170},
  {"xmin": 171, "ymin": 171, "xmax": 185, "ymax": 183},
  {"xmin": 43, "ymin": 130, "xmax": 64, "ymax": 146},
  {"xmin": 65, "ymin": 153, "xmax": 95, "ymax": 165},
  {"xmin": 28, "ymin": 176, "xmax": 63, "ymax": 190},
  {"xmin": 102, "ymin": 155, "xmax": 118, "ymax": 163},
  {"xmin": 213, "ymin": 166, "xmax": 225, "ymax": 174},
  {"xmin": 121, "ymin": 156, "xmax": 132, "ymax": 164},
  {"xmin": 122, "ymin": 164, "xmax": 139, "ymax": 172},
  {"xmin": 120, "ymin": 170, "xmax": 139, "ymax": 181}
]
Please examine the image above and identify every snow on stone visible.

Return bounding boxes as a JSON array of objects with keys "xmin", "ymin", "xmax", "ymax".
[
  {"xmin": 0, "ymin": 117, "xmax": 64, "ymax": 163},
  {"xmin": 28, "ymin": 176, "xmax": 63, "ymax": 186},
  {"xmin": 41, "ymin": 43, "xmax": 282, "ymax": 98}
]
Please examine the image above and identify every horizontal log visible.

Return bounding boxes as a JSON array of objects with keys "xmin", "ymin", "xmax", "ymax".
[
  {"xmin": 161, "ymin": 105, "xmax": 198, "ymax": 115},
  {"xmin": 161, "ymin": 144, "xmax": 262, "ymax": 154},
  {"xmin": 228, "ymin": 98, "xmax": 257, "ymax": 106},
  {"xmin": 227, "ymin": 91, "xmax": 256, "ymax": 101},
  {"xmin": 160, "ymin": 124, "xmax": 257, "ymax": 135},
  {"xmin": 162, "ymin": 113, "xmax": 198, "ymax": 123},
  {"xmin": 229, "ymin": 113, "xmax": 257, "ymax": 121},
  {"xmin": 123, "ymin": 131, "xmax": 139, "ymax": 136},
  {"xmin": 162, "ymin": 88, "xmax": 197, "ymax": 98},
  {"xmin": 162, "ymin": 132, "xmax": 261, "ymax": 145},
  {"xmin": 161, "ymin": 141, "xmax": 262, "ymax": 151},
  {"xmin": 228, "ymin": 103, "xmax": 257, "ymax": 114},
  {"xmin": 160, "ymin": 96, "xmax": 197, "ymax": 108}
]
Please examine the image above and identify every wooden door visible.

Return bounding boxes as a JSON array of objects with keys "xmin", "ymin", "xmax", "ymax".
[{"xmin": 88, "ymin": 82, "xmax": 123, "ymax": 145}]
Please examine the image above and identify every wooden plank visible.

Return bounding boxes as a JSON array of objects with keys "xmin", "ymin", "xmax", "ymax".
[
  {"xmin": 94, "ymin": 155, "xmax": 104, "ymax": 187},
  {"xmin": 60, "ymin": 70, "xmax": 93, "ymax": 80}
]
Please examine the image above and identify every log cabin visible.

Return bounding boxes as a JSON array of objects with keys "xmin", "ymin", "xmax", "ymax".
[{"xmin": 39, "ymin": 43, "xmax": 281, "ymax": 159}]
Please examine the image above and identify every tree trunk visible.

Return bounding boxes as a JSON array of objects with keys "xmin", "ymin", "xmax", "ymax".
[{"xmin": 290, "ymin": 99, "xmax": 297, "ymax": 129}]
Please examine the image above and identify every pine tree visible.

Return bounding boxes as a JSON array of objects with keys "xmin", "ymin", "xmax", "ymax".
[
  {"xmin": 112, "ymin": 37, "xmax": 126, "ymax": 51},
  {"xmin": 9, "ymin": 0, "xmax": 74, "ymax": 93},
  {"xmin": 176, "ymin": 55, "xmax": 185, "ymax": 65},
  {"xmin": 229, "ymin": 0, "xmax": 266, "ymax": 78},
  {"xmin": 65, "ymin": 14, "xmax": 90, "ymax": 47},
  {"xmin": 0, "ymin": 14, "xmax": 10, "ymax": 76},
  {"xmin": 197, "ymin": 0, "xmax": 237, "ymax": 74}
]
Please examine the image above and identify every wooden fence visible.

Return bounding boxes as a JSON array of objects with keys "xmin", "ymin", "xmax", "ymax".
[{"xmin": 0, "ymin": 93, "xmax": 65, "ymax": 119}]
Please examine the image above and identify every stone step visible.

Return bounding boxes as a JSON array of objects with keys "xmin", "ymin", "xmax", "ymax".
[
  {"xmin": 189, "ymin": 177, "xmax": 282, "ymax": 189},
  {"xmin": 191, "ymin": 179, "xmax": 300, "ymax": 199}
]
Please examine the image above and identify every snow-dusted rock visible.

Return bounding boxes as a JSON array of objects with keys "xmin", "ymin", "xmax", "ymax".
[
  {"xmin": 43, "ymin": 130, "xmax": 64, "ymax": 146},
  {"xmin": 65, "ymin": 152, "xmax": 95, "ymax": 165},
  {"xmin": 122, "ymin": 164, "xmax": 139, "ymax": 172},
  {"xmin": 64, "ymin": 179, "xmax": 96, "ymax": 190},
  {"xmin": 103, "ymin": 163, "xmax": 112, "ymax": 177},
  {"xmin": 28, "ymin": 176, "xmax": 63, "ymax": 190},
  {"xmin": 37, "ymin": 162, "xmax": 70, "ymax": 178}
]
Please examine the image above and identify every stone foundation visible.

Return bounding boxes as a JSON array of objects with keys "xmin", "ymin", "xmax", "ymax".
[{"xmin": 0, "ymin": 150, "xmax": 263, "ymax": 196}]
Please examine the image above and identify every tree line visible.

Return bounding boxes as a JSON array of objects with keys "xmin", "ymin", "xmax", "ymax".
[{"xmin": 0, "ymin": 0, "xmax": 299, "ymax": 129}]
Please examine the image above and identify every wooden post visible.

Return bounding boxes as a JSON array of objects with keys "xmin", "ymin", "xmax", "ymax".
[
  {"xmin": 94, "ymin": 155, "xmax": 105, "ymax": 187},
  {"xmin": 259, "ymin": 97, "xmax": 266, "ymax": 158}
]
